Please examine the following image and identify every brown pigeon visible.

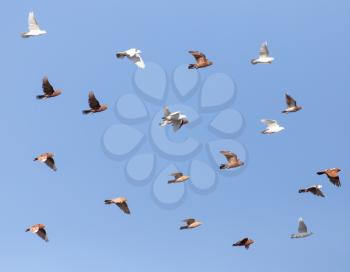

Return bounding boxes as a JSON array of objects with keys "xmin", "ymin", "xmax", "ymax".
[
  {"xmin": 26, "ymin": 224, "xmax": 48, "ymax": 242},
  {"xmin": 168, "ymin": 172, "xmax": 190, "ymax": 184},
  {"xmin": 104, "ymin": 197, "xmax": 130, "ymax": 214},
  {"xmin": 33, "ymin": 152, "xmax": 57, "ymax": 171},
  {"xmin": 232, "ymin": 237, "xmax": 254, "ymax": 249},
  {"xmin": 299, "ymin": 185, "xmax": 325, "ymax": 197},
  {"xmin": 36, "ymin": 77, "xmax": 62, "ymax": 99},
  {"xmin": 180, "ymin": 218, "xmax": 202, "ymax": 230},
  {"xmin": 188, "ymin": 51, "xmax": 213, "ymax": 69},
  {"xmin": 219, "ymin": 151, "xmax": 244, "ymax": 170},
  {"xmin": 282, "ymin": 93, "xmax": 302, "ymax": 113},
  {"xmin": 82, "ymin": 91, "xmax": 108, "ymax": 114},
  {"xmin": 317, "ymin": 168, "xmax": 341, "ymax": 187}
]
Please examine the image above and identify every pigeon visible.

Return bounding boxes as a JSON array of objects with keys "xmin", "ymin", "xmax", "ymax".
[
  {"xmin": 261, "ymin": 119, "xmax": 285, "ymax": 134},
  {"xmin": 168, "ymin": 172, "xmax": 190, "ymax": 184},
  {"xmin": 36, "ymin": 77, "xmax": 62, "ymax": 99},
  {"xmin": 299, "ymin": 185, "xmax": 325, "ymax": 197},
  {"xmin": 116, "ymin": 48, "xmax": 145, "ymax": 69},
  {"xmin": 232, "ymin": 237, "xmax": 254, "ymax": 249},
  {"xmin": 291, "ymin": 218, "xmax": 313, "ymax": 238},
  {"xmin": 251, "ymin": 41, "xmax": 274, "ymax": 64},
  {"xmin": 180, "ymin": 218, "xmax": 202, "ymax": 230},
  {"xmin": 159, "ymin": 106, "xmax": 189, "ymax": 132},
  {"xmin": 188, "ymin": 51, "xmax": 213, "ymax": 69},
  {"xmin": 219, "ymin": 151, "xmax": 244, "ymax": 170},
  {"xmin": 317, "ymin": 168, "xmax": 341, "ymax": 187},
  {"xmin": 25, "ymin": 224, "xmax": 48, "ymax": 242},
  {"xmin": 282, "ymin": 93, "xmax": 302, "ymax": 113},
  {"xmin": 82, "ymin": 91, "xmax": 108, "ymax": 114},
  {"xmin": 21, "ymin": 12, "xmax": 47, "ymax": 38},
  {"xmin": 104, "ymin": 197, "xmax": 130, "ymax": 214},
  {"xmin": 33, "ymin": 152, "xmax": 57, "ymax": 171}
]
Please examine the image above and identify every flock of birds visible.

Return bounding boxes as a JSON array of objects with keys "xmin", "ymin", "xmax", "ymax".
[{"xmin": 23, "ymin": 12, "xmax": 342, "ymax": 249}]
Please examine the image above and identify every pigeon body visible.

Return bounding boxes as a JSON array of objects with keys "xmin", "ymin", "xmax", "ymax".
[
  {"xmin": 168, "ymin": 172, "xmax": 190, "ymax": 184},
  {"xmin": 25, "ymin": 224, "xmax": 48, "ymax": 242},
  {"xmin": 299, "ymin": 185, "xmax": 325, "ymax": 197},
  {"xmin": 251, "ymin": 42, "xmax": 274, "ymax": 64},
  {"xmin": 180, "ymin": 218, "xmax": 202, "ymax": 230},
  {"xmin": 291, "ymin": 218, "xmax": 313, "ymax": 238},
  {"xmin": 21, "ymin": 12, "xmax": 46, "ymax": 38},
  {"xmin": 116, "ymin": 48, "xmax": 145, "ymax": 69},
  {"xmin": 188, "ymin": 51, "xmax": 213, "ymax": 69},
  {"xmin": 159, "ymin": 106, "xmax": 189, "ymax": 132},
  {"xmin": 33, "ymin": 152, "xmax": 57, "ymax": 171},
  {"xmin": 261, "ymin": 119, "xmax": 285, "ymax": 134},
  {"xmin": 232, "ymin": 237, "xmax": 254, "ymax": 249},
  {"xmin": 82, "ymin": 91, "xmax": 108, "ymax": 114},
  {"xmin": 317, "ymin": 168, "xmax": 341, "ymax": 187},
  {"xmin": 219, "ymin": 151, "xmax": 244, "ymax": 170},
  {"xmin": 36, "ymin": 77, "xmax": 62, "ymax": 99},
  {"xmin": 282, "ymin": 93, "xmax": 302, "ymax": 113},
  {"xmin": 104, "ymin": 197, "xmax": 130, "ymax": 214}
]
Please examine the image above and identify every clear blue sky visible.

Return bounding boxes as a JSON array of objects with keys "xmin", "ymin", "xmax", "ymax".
[{"xmin": 1, "ymin": 1, "xmax": 349, "ymax": 271}]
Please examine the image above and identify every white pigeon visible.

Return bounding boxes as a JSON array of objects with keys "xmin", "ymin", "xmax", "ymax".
[
  {"xmin": 116, "ymin": 48, "xmax": 145, "ymax": 69},
  {"xmin": 261, "ymin": 119, "xmax": 285, "ymax": 134},
  {"xmin": 251, "ymin": 42, "xmax": 274, "ymax": 64},
  {"xmin": 291, "ymin": 218, "xmax": 313, "ymax": 239},
  {"xmin": 159, "ymin": 106, "xmax": 189, "ymax": 132},
  {"xmin": 21, "ymin": 12, "xmax": 47, "ymax": 38}
]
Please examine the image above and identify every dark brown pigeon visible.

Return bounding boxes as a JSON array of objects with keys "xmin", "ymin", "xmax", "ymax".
[
  {"xmin": 317, "ymin": 168, "xmax": 341, "ymax": 187},
  {"xmin": 82, "ymin": 91, "xmax": 108, "ymax": 114},
  {"xmin": 33, "ymin": 152, "xmax": 57, "ymax": 171},
  {"xmin": 36, "ymin": 76, "xmax": 62, "ymax": 99},
  {"xmin": 282, "ymin": 93, "xmax": 302, "ymax": 113},
  {"xmin": 26, "ymin": 224, "xmax": 48, "ymax": 242},
  {"xmin": 219, "ymin": 151, "xmax": 244, "ymax": 170},
  {"xmin": 104, "ymin": 197, "xmax": 130, "ymax": 214},
  {"xmin": 188, "ymin": 51, "xmax": 213, "ymax": 69},
  {"xmin": 232, "ymin": 237, "xmax": 254, "ymax": 249},
  {"xmin": 299, "ymin": 185, "xmax": 325, "ymax": 197}
]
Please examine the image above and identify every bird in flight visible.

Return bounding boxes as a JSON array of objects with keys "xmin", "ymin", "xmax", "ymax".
[
  {"xmin": 261, "ymin": 119, "xmax": 285, "ymax": 134},
  {"xmin": 232, "ymin": 237, "xmax": 254, "ymax": 249},
  {"xmin": 104, "ymin": 197, "xmax": 130, "ymax": 214},
  {"xmin": 82, "ymin": 91, "xmax": 108, "ymax": 114},
  {"xmin": 33, "ymin": 152, "xmax": 57, "ymax": 171},
  {"xmin": 25, "ymin": 224, "xmax": 48, "ymax": 242},
  {"xmin": 282, "ymin": 93, "xmax": 302, "ymax": 113},
  {"xmin": 219, "ymin": 151, "xmax": 244, "ymax": 170},
  {"xmin": 291, "ymin": 218, "xmax": 313, "ymax": 238},
  {"xmin": 168, "ymin": 172, "xmax": 190, "ymax": 184},
  {"xmin": 299, "ymin": 185, "xmax": 325, "ymax": 197},
  {"xmin": 116, "ymin": 48, "xmax": 145, "ymax": 69},
  {"xmin": 159, "ymin": 106, "xmax": 189, "ymax": 132},
  {"xmin": 36, "ymin": 77, "xmax": 62, "ymax": 99},
  {"xmin": 188, "ymin": 51, "xmax": 213, "ymax": 69},
  {"xmin": 317, "ymin": 168, "xmax": 341, "ymax": 187},
  {"xmin": 180, "ymin": 218, "xmax": 202, "ymax": 230},
  {"xmin": 251, "ymin": 41, "xmax": 274, "ymax": 64},
  {"xmin": 21, "ymin": 12, "xmax": 47, "ymax": 38}
]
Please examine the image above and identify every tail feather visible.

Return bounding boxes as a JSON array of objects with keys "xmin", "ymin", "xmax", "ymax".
[
  {"xmin": 82, "ymin": 110, "xmax": 92, "ymax": 114},
  {"xmin": 116, "ymin": 53, "xmax": 126, "ymax": 58},
  {"xmin": 317, "ymin": 171, "xmax": 325, "ymax": 175},
  {"xmin": 298, "ymin": 189, "xmax": 306, "ymax": 193},
  {"xmin": 36, "ymin": 95, "xmax": 46, "ymax": 99},
  {"xmin": 188, "ymin": 64, "xmax": 196, "ymax": 69},
  {"xmin": 220, "ymin": 164, "xmax": 226, "ymax": 170},
  {"xmin": 168, "ymin": 179, "xmax": 176, "ymax": 184},
  {"xmin": 104, "ymin": 200, "xmax": 113, "ymax": 205},
  {"xmin": 250, "ymin": 59, "xmax": 257, "ymax": 65},
  {"xmin": 180, "ymin": 226, "xmax": 187, "ymax": 230}
]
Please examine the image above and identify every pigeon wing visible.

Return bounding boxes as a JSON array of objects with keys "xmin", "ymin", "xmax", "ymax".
[
  {"xmin": 28, "ymin": 12, "xmax": 40, "ymax": 31},
  {"xmin": 117, "ymin": 202, "xmax": 130, "ymax": 214},
  {"xmin": 171, "ymin": 172, "xmax": 183, "ymax": 179},
  {"xmin": 183, "ymin": 218, "xmax": 195, "ymax": 225},
  {"xmin": 259, "ymin": 42, "xmax": 269, "ymax": 57},
  {"xmin": 220, "ymin": 151, "xmax": 238, "ymax": 162},
  {"xmin": 42, "ymin": 77, "xmax": 55, "ymax": 95},
  {"xmin": 189, "ymin": 51, "xmax": 207, "ymax": 63},
  {"xmin": 285, "ymin": 94, "xmax": 297, "ymax": 107},
  {"xmin": 298, "ymin": 218, "xmax": 308, "ymax": 233},
  {"xmin": 261, "ymin": 119, "xmax": 279, "ymax": 129},
  {"xmin": 131, "ymin": 54, "xmax": 145, "ymax": 69},
  {"xmin": 88, "ymin": 92, "xmax": 101, "ymax": 110},
  {"xmin": 163, "ymin": 106, "xmax": 171, "ymax": 117},
  {"xmin": 45, "ymin": 157, "xmax": 57, "ymax": 171},
  {"xmin": 36, "ymin": 228, "xmax": 48, "ymax": 242}
]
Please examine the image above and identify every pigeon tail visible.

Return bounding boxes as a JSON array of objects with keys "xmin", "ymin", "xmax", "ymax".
[
  {"xmin": 250, "ymin": 59, "xmax": 258, "ymax": 65},
  {"xmin": 188, "ymin": 64, "xmax": 196, "ymax": 69},
  {"xmin": 180, "ymin": 226, "xmax": 187, "ymax": 230},
  {"xmin": 316, "ymin": 171, "xmax": 325, "ymax": 175},
  {"xmin": 104, "ymin": 200, "xmax": 113, "ymax": 205},
  {"xmin": 168, "ymin": 179, "xmax": 176, "ymax": 184},
  {"xmin": 298, "ymin": 189, "xmax": 306, "ymax": 193},
  {"xmin": 82, "ymin": 110, "xmax": 92, "ymax": 114},
  {"xmin": 219, "ymin": 164, "xmax": 226, "ymax": 170},
  {"xmin": 25, "ymin": 228, "xmax": 30, "ymax": 232},
  {"xmin": 36, "ymin": 95, "xmax": 47, "ymax": 99},
  {"xmin": 116, "ymin": 53, "xmax": 126, "ymax": 58}
]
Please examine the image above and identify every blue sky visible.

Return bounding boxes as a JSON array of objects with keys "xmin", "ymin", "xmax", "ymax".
[{"xmin": 0, "ymin": 0, "xmax": 349, "ymax": 271}]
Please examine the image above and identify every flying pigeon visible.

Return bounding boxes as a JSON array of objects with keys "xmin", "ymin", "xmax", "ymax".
[
  {"xmin": 36, "ymin": 77, "xmax": 62, "ymax": 99},
  {"xmin": 25, "ymin": 224, "xmax": 48, "ymax": 242},
  {"xmin": 291, "ymin": 218, "xmax": 313, "ymax": 238},
  {"xmin": 188, "ymin": 51, "xmax": 213, "ymax": 69},
  {"xmin": 282, "ymin": 93, "xmax": 302, "ymax": 113},
  {"xmin": 180, "ymin": 218, "xmax": 202, "ymax": 230},
  {"xmin": 82, "ymin": 91, "xmax": 108, "ymax": 114},
  {"xmin": 21, "ymin": 12, "xmax": 47, "ymax": 38},
  {"xmin": 116, "ymin": 48, "xmax": 145, "ymax": 69},
  {"xmin": 168, "ymin": 172, "xmax": 190, "ymax": 184},
  {"xmin": 299, "ymin": 185, "xmax": 325, "ymax": 197},
  {"xmin": 219, "ymin": 151, "xmax": 244, "ymax": 170},
  {"xmin": 251, "ymin": 42, "xmax": 274, "ymax": 64},
  {"xmin": 261, "ymin": 119, "xmax": 285, "ymax": 134},
  {"xmin": 232, "ymin": 237, "xmax": 254, "ymax": 249},
  {"xmin": 104, "ymin": 197, "xmax": 130, "ymax": 214},
  {"xmin": 317, "ymin": 168, "xmax": 341, "ymax": 187},
  {"xmin": 33, "ymin": 152, "xmax": 57, "ymax": 171},
  {"xmin": 159, "ymin": 106, "xmax": 189, "ymax": 132}
]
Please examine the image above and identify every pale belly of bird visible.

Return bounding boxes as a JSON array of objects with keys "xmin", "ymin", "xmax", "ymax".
[{"xmin": 291, "ymin": 232, "xmax": 313, "ymax": 239}]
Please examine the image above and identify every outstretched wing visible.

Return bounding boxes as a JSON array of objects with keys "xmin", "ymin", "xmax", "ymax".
[
  {"xmin": 285, "ymin": 94, "xmax": 297, "ymax": 107},
  {"xmin": 45, "ymin": 157, "xmax": 57, "ymax": 171},
  {"xmin": 36, "ymin": 228, "xmax": 48, "ymax": 242},
  {"xmin": 189, "ymin": 51, "xmax": 207, "ymax": 63},
  {"xmin": 261, "ymin": 119, "xmax": 279, "ymax": 129},
  {"xmin": 28, "ymin": 12, "xmax": 40, "ymax": 31},
  {"xmin": 171, "ymin": 172, "xmax": 183, "ymax": 179},
  {"xmin": 42, "ymin": 77, "xmax": 54, "ymax": 95},
  {"xmin": 163, "ymin": 106, "xmax": 171, "ymax": 117},
  {"xmin": 131, "ymin": 54, "xmax": 145, "ymax": 69},
  {"xmin": 117, "ymin": 201, "xmax": 130, "ymax": 214},
  {"xmin": 259, "ymin": 42, "xmax": 269, "ymax": 57},
  {"xmin": 88, "ymin": 92, "xmax": 101, "ymax": 109},
  {"xmin": 298, "ymin": 218, "xmax": 307, "ymax": 233},
  {"xmin": 220, "ymin": 151, "xmax": 238, "ymax": 163},
  {"xmin": 183, "ymin": 218, "xmax": 195, "ymax": 225}
]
